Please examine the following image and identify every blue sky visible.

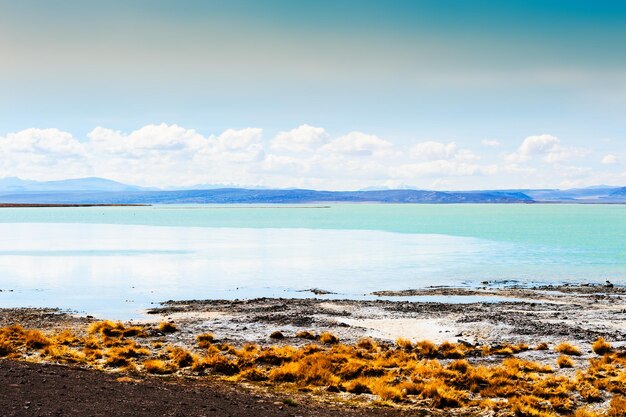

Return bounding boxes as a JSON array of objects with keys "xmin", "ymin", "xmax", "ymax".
[{"xmin": 0, "ymin": 0, "xmax": 624, "ymax": 189}]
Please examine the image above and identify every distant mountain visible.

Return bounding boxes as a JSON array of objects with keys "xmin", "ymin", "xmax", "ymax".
[
  {"xmin": 0, "ymin": 178, "xmax": 624, "ymax": 204},
  {"xmin": 166, "ymin": 184, "xmax": 272, "ymax": 191},
  {"xmin": 524, "ymin": 186, "xmax": 625, "ymax": 202},
  {"xmin": 0, "ymin": 188, "xmax": 533, "ymax": 204},
  {"xmin": 0, "ymin": 177, "xmax": 148, "ymax": 193}
]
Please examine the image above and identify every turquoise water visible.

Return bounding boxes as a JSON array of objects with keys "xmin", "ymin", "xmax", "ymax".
[{"xmin": 0, "ymin": 204, "xmax": 624, "ymax": 318}]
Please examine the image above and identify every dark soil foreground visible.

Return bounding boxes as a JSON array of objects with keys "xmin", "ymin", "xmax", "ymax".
[{"xmin": 0, "ymin": 360, "xmax": 414, "ymax": 417}]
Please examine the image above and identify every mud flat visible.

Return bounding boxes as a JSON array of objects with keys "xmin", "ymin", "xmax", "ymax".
[{"xmin": 146, "ymin": 283, "xmax": 626, "ymax": 349}]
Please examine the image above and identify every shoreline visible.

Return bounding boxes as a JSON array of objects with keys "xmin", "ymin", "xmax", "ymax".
[
  {"xmin": 145, "ymin": 283, "xmax": 626, "ymax": 347},
  {"xmin": 4, "ymin": 283, "xmax": 625, "ymax": 347},
  {"xmin": 2, "ymin": 284, "xmax": 626, "ymax": 415}
]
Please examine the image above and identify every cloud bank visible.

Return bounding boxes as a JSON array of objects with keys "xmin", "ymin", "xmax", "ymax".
[{"xmin": 0, "ymin": 124, "xmax": 623, "ymax": 190}]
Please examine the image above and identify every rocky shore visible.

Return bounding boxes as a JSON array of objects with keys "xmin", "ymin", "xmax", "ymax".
[{"xmin": 2, "ymin": 283, "xmax": 626, "ymax": 416}]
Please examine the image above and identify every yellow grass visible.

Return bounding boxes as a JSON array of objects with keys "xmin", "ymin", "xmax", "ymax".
[
  {"xmin": 395, "ymin": 338, "xmax": 412, "ymax": 351},
  {"xmin": 608, "ymin": 395, "xmax": 626, "ymax": 417},
  {"xmin": 557, "ymin": 355, "xmax": 575, "ymax": 368},
  {"xmin": 143, "ymin": 359, "xmax": 173, "ymax": 374},
  {"xmin": 319, "ymin": 332, "xmax": 338, "ymax": 344},
  {"xmin": 158, "ymin": 322, "xmax": 178, "ymax": 333},
  {"xmin": 555, "ymin": 342, "xmax": 582, "ymax": 356},
  {"xmin": 357, "ymin": 338, "xmax": 378, "ymax": 351},
  {"xmin": 4, "ymin": 321, "xmax": 626, "ymax": 415},
  {"xmin": 295, "ymin": 330, "xmax": 317, "ymax": 340},
  {"xmin": 167, "ymin": 346, "xmax": 195, "ymax": 368},
  {"xmin": 574, "ymin": 408, "xmax": 602, "ymax": 417},
  {"xmin": 24, "ymin": 330, "xmax": 51, "ymax": 349},
  {"xmin": 592, "ymin": 337, "xmax": 612, "ymax": 355},
  {"xmin": 0, "ymin": 341, "xmax": 14, "ymax": 357},
  {"xmin": 195, "ymin": 333, "xmax": 215, "ymax": 348}
]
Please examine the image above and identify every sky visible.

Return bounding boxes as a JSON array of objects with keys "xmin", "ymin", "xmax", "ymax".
[{"xmin": 0, "ymin": 0, "xmax": 624, "ymax": 190}]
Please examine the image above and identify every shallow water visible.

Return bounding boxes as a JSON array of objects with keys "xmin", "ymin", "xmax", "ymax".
[{"xmin": 0, "ymin": 204, "xmax": 624, "ymax": 318}]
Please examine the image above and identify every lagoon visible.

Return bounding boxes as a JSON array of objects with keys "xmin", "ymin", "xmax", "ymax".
[{"xmin": 0, "ymin": 204, "xmax": 624, "ymax": 318}]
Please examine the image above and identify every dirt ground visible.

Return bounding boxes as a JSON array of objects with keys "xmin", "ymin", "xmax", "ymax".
[{"xmin": 0, "ymin": 359, "xmax": 429, "ymax": 417}]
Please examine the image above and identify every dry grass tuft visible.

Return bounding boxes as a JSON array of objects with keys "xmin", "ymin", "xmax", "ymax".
[
  {"xmin": 88, "ymin": 320, "xmax": 126, "ymax": 337},
  {"xmin": 24, "ymin": 330, "xmax": 51, "ymax": 349},
  {"xmin": 168, "ymin": 346, "xmax": 195, "ymax": 368},
  {"xmin": 369, "ymin": 378, "xmax": 404, "ymax": 401},
  {"xmin": 574, "ymin": 408, "xmax": 602, "ymax": 417},
  {"xmin": 357, "ymin": 338, "xmax": 378, "ymax": 351},
  {"xmin": 319, "ymin": 332, "xmax": 338, "ymax": 345},
  {"xmin": 344, "ymin": 378, "xmax": 372, "ymax": 394},
  {"xmin": 438, "ymin": 341, "xmax": 465, "ymax": 359},
  {"xmin": 509, "ymin": 395, "xmax": 554, "ymax": 417},
  {"xmin": 557, "ymin": 355, "xmax": 575, "ymax": 368},
  {"xmin": 608, "ymin": 395, "xmax": 626, "ymax": 417},
  {"xmin": 0, "ymin": 341, "xmax": 14, "ymax": 357},
  {"xmin": 577, "ymin": 381, "xmax": 603, "ymax": 403},
  {"xmin": 122, "ymin": 326, "xmax": 147, "ymax": 338},
  {"xmin": 592, "ymin": 337, "xmax": 612, "ymax": 355},
  {"xmin": 395, "ymin": 338, "xmax": 413, "ymax": 351},
  {"xmin": 54, "ymin": 330, "xmax": 80, "ymax": 346},
  {"xmin": 420, "ymin": 379, "xmax": 467, "ymax": 408},
  {"xmin": 448, "ymin": 359, "xmax": 470, "ymax": 373},
  {"xmin": 143, "ymin": 359, "xmax": 174, "ymax": 374},
  {"xmin": 238, "ymin": 368, "xmax": 268, "ymax": 381},
  {"xmin": 195, "ymin": 332, "xmax": 215, "ymax": 348},
  {"xmin": 158, "ymin": 322, "xmax": 178, "ymax": 333},
  {"xmin": 415, "ymin": 340, "xmax": 438, "ymax": 358},
  {"xmin": 43, "ymin": 345, "xmax": 87, "ymax": 364},
  {"xmin": 295, "ymin": 330, "xmax": 317, "ymax": 340},
  {"xmin": 555, "ymin": 342, "xmax": 582, "ymax": 356},
  {"xmin": 204, "ymin": 355, "xmax": 240, "ymax": 375}
]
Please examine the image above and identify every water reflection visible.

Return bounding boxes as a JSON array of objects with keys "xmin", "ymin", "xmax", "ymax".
[{"xmin": 0, "ymin": 222, "xmax": 621, "ymax": 319}]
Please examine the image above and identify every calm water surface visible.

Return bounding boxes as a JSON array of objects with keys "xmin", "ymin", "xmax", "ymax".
[{"xmin": 0, "ymin": 204, "xmax": 624, "ymax": 318}]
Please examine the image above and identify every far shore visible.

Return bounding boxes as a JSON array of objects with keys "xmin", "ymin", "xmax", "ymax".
[{"xmin": 0, "ymin": 203, "xmax": 150, "ymax": 208}]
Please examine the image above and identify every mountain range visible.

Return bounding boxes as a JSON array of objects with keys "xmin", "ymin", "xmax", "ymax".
[{"xmin": 0, "ymin": 177, "xmax": 624, "ymax": 204}]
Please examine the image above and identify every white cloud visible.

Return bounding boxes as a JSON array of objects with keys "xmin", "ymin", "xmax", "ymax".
[
  {"xmin": 410, "ymin": 141, "xmax": 478, "ymax": 162},
  {"xmin": 481, "ymin": 139, "xmax": 501, "ymax": 147},
  {"xmin": 392, "ymin": 161, "xmax": 497, "ymax": 178},
  {"xmin": 207, "ymin": 128, "xmax": 265, "ymax": 163},
  {"xmin": 0, "ymin": 124, "xmax": 617, "ymax": 190},
  {"xmin": 260, "ymin": 154, "xmax": 307, "ymax": 174},
  {"xmin": 0, "ymin": 128, "xmax": 88, "ymax": 180},
  {"xmin": 3, "ymin": 128, "xmax": 84, "ymax": 155},
  {"xmin": 319, "ymin": 131, "xmax": 393, "ymax": 157},
  {"xmin": 410, "ymin": 141, "xmax": 457, "ymax": 160},
  {"xmin": 518, "ymin": 134, "xmax": 560, "ymax": 160},
  {"xmin": 507, "ymin": 134, "xmax": 587, "ymax": 163},
  {"xmin": 602, "ymin": 154, "xmax": 619, "ymax": 165},
  {"xmin": 271, "ymin": 124, "xmax": 328, "ymax": 152},
  {"xmin": 89, "ymin": 124, "xmax": 206, "ymax": 155},
  {"xmin": 214, "ymin": 128, "xmax": 263, "ymax": 151}
]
